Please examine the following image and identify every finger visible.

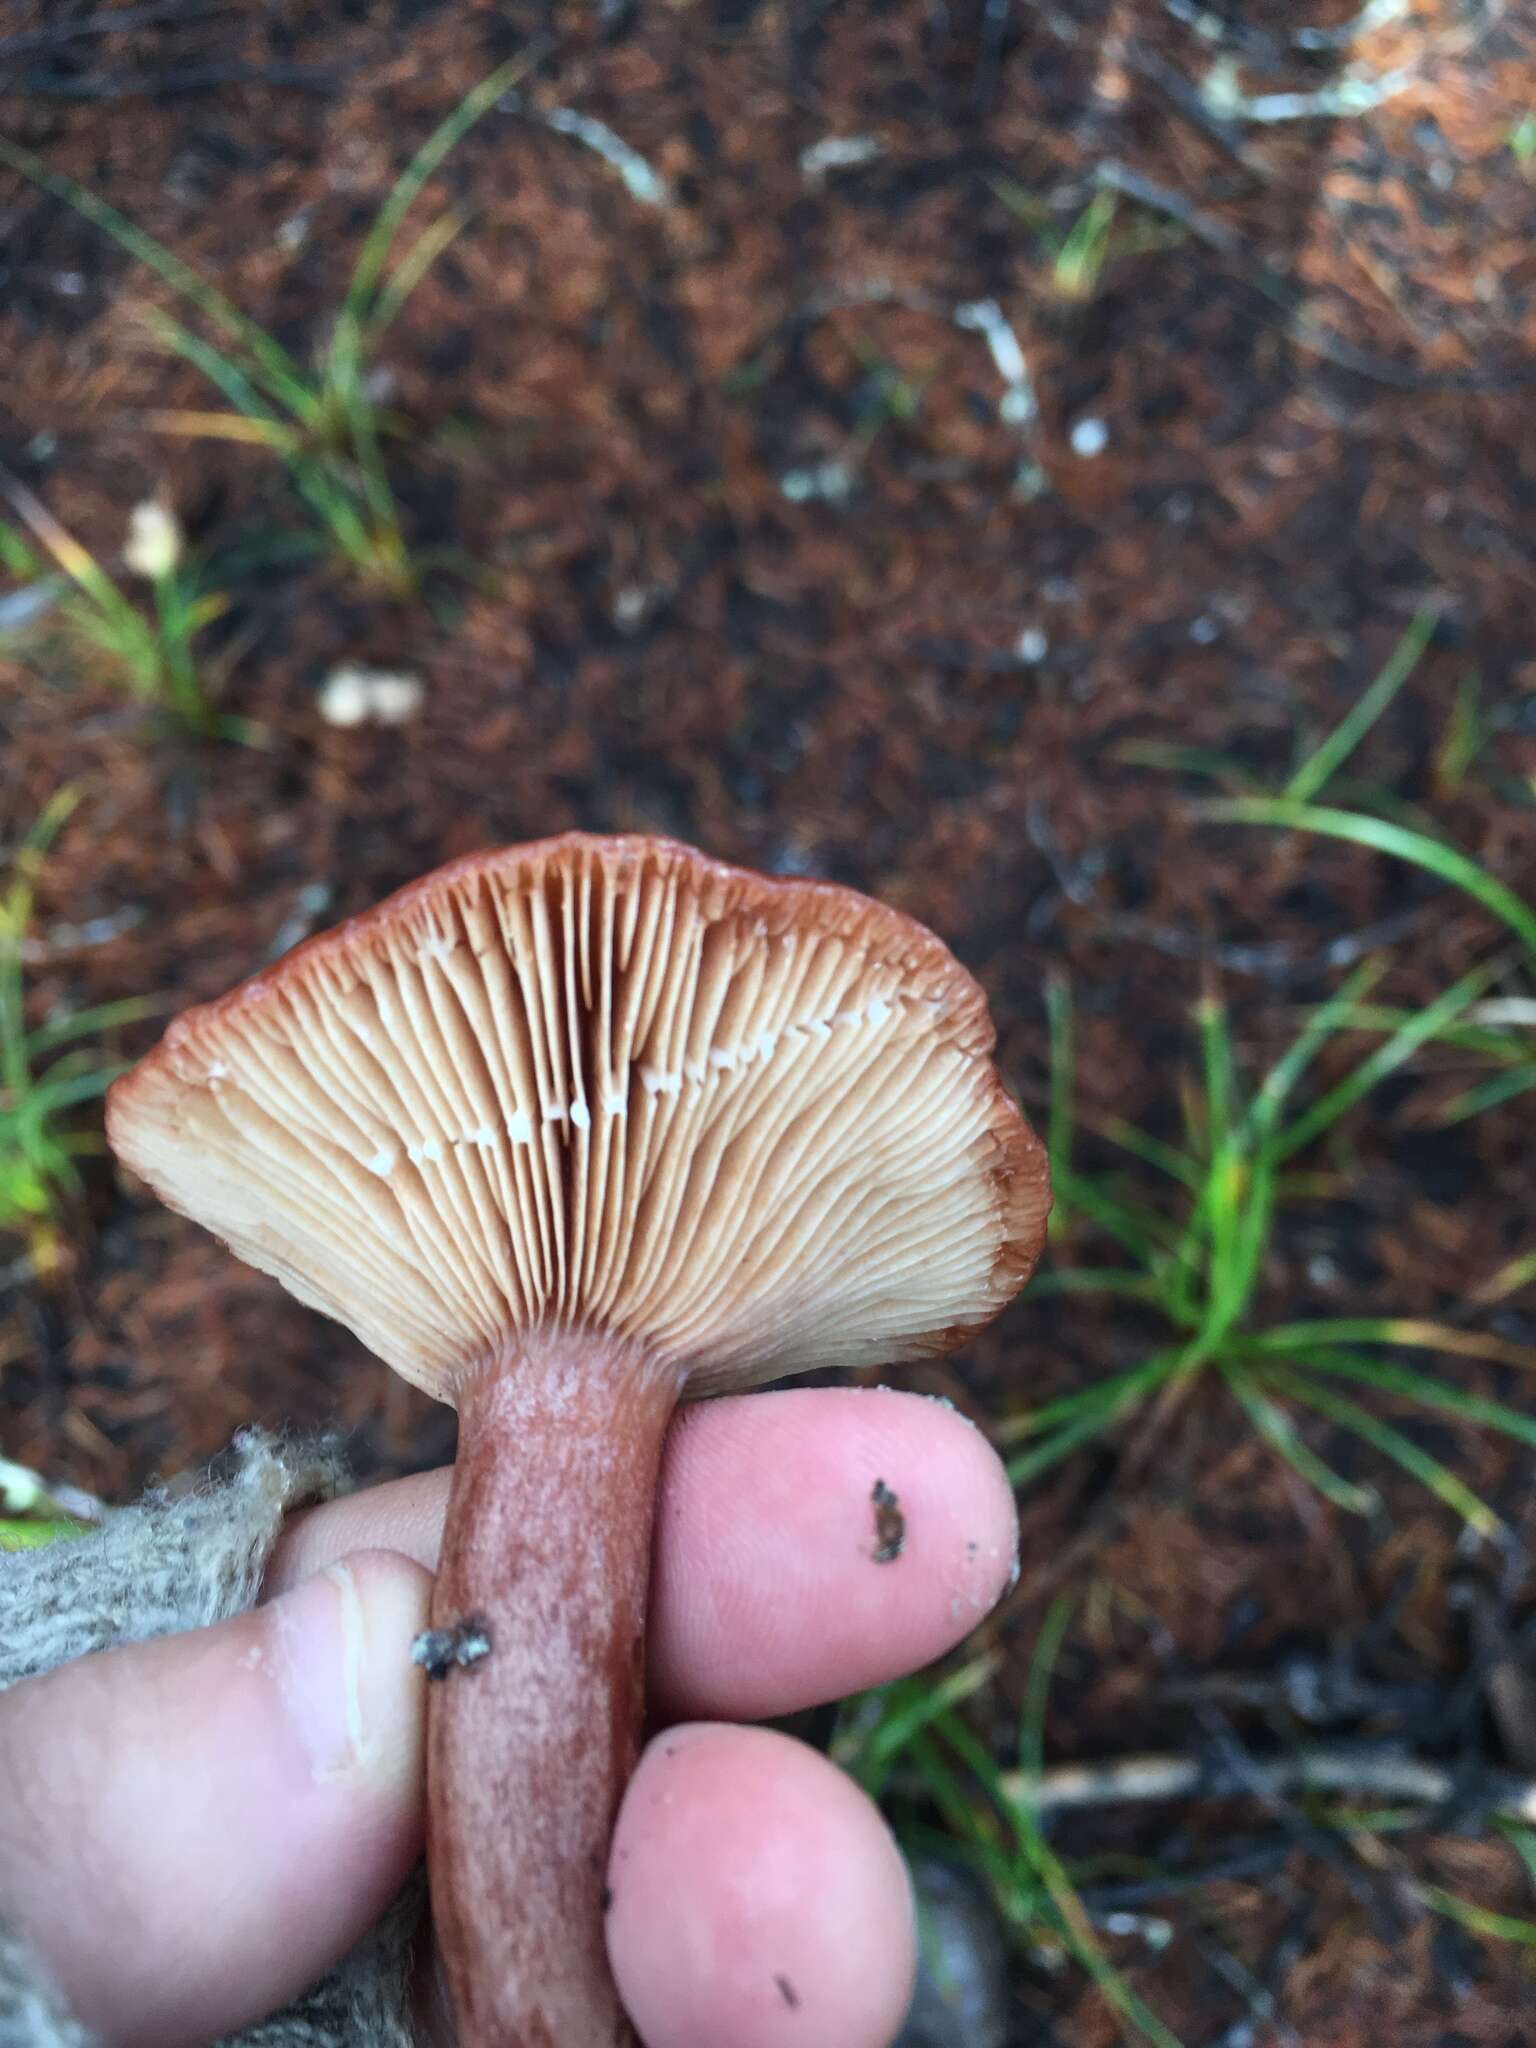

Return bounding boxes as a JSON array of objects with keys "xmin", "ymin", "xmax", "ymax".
[
  {"xmin": 606, "ymin": 1722, "xmax": 915, "ymax": 2048},
  {"xmin": 268, "ymin": 1387, "xmax": 1018, "ymax": 1719},
  {"xmin": 0, "ymin": 1550, "xmax": 429, "ymax": 2048},
  {"xmin": 650, "ymin": 1388, "xmax": 1018, "ymax": 1717}
]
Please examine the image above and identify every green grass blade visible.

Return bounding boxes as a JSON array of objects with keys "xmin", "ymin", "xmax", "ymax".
[
  {"xmin": 1223, "ymin": 1366, "xmax": 1379, "ymax": 1514},
  {"xmin": 936, "ymin": 1708, "xmax": 1186, "ymax": 2048},
  {"xmin": 0, "ymin": 1517, "xmax": 87, "ymax": 1551},
  {"xmin": 1286, "ymin": 607, "xmax": 1439, "ymax": 802},
  {"xmin": 834, "ymin": 1656, "xmax": 1000, "ymax": 1796},
  {"xmin": 1019, "ymin": 1592, "xmax": 1074, "ymax": 1788},
  {"xmin": 1025, "ymin": 1268, "xmax": 1163, "ymax": 1303},
  {"xmin": 1053, "ymin": 1164, "xmax": 1184, "ymax": 1263},
  {"xmin": 1419, "ymin": 1885, "xmax": 1536, "ymax": 1949},
  {"xmin": 289, "ymin": 463, "xmax": 386, "ymax": 571},
  {"xmin": 1282, "ymin": 1347, "xmax": 1536, "ymax": 1449},
  {"xmin": 1439, "ymin": 1065, "xmax": 1536, "ymax": 1124},
  {"xmin": 1203, "ymin": 1151, "xmax": 1276, "ymax": 1352},
  {"xmin": 902, "ymin": 1727, "xmax": 1020, "ymax": 1893},
  {"xmin": 989, "ymin": 174, "xmax": 1052, "ymax": 229},
  {"xmin": 1197, "ymin": 996, "xmax": 1236, "ymax": 1163},
  {"xmin": 0, "ymin": 521, "xmax": 44, "ymax": 578},
  {"xmin": 1316, "ymin": 1002, "xmax": 1523, "ymax": 1062},
  {"xmin": 16, "ymin": 787, "xmax": 82, "ymax": 865},
  {"xmin": 1030, "ymin": 1835, "xmax": 1187, "ymax": 2048},
  {"xmin": 1007, "ymin": 1414, "xmax": 1119, "ymax": 1488},
  {"xmin": 0, "ymin": 138, "xmax": 310, "ymax": 413},
  {"xmin": 918, "ymin": 1709, "xmax": 1037, "ymax": 1878},
  {"xmin": 26, "ymin": 996, "xmax": 155, "ymax": 1058},
  {"xmin": 0, "ymin": 473, "xmax": 156, "ymax": 664},
  {"xmin": 1434, "ymin": 671, "xmax": 1485, "ymax": 795},
  {"xmin": 1052, "ymin": 190, "xmax": 1117, "ymax": 296},
  {"xmin": 1273, "ymin": 961, "xmax": 1493, "ymax": 1162},
  {"xmin": 1271, "ymin": 1370, "xmax": 1504, "ymax": 1538},
  {"xmin": 1000, "ymin": 1353, "xmax": 1179, "ymax": 1447},
  {"xmin": 1241, "ymin": 1318, "xmax": 1536, "ymax": 1373},
  {"xmin": 340, "ymin": 55, "xmax": 529, "ymax": 352},
  {"xmin": 23, "ymin": 1057, "xmax": 124, "ymax": 1113},
  {"xmin": 1112, "ymin": 738, "xmax": 1266, "ymax": 789},
  {"xmin": 1204, "ymin": 800, "xmax": 1536, "ymax": 957},
  {"xmin": 1474, "ymin": 1249, "xmax": 1536, "ymax": 1307},
  {"xmin": 362, "ymin": 207, "xmax": 467, "ymax": 343},
  {"xmin": 141, "ymin": 307, "xmax": 300, "ymax": 430},
  {"xmin": 1091, "ymin": 1114, "xmax": 1201, "ymax": 1189},
  {"xmin": 1246, "ymin": 958, "xmax": 1386, "ymax": 1141}
]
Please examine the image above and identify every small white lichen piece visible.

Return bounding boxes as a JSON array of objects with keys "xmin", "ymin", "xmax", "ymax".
[
  {"xmin": 318, "ymin": 664, "xmax": 425, "ymax": 729},
  {"xmin": 369, "ymin": 672, "xmax": 425, "ymax": 726},
  {"xmin": 123, "ymin": 501, "xmax": 183, "ymax": 581},
  {"xmin": 317, "ymin": 666, "xmax": 372, "ymax": 729}
]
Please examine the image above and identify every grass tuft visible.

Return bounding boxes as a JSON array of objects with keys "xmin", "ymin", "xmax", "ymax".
[
  {"xmin": 0, "ymin": 477, "xmax": 244, "ymax": 735},
  {"xmin": 0, "ymin": 56, "xmax": 528, "ymax": 596},
  {"xmin": 1189, "ymin": 606, "xmax": 1535, "ymax": 1129},
  {"xmin": 1006, "ymin": 965, "xmax": 1528, "ymax": 1538},
  {"xmin": 836, "ymin": 1608, "xmax": 1185, "ymax": 2046},
  {"xmin": 0, "ymin": 791, "xmax": 153, "ymax": 1272}
]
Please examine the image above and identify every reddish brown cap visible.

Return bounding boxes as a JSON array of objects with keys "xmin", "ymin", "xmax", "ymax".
[{"xmin": 108, "ymin": 834, "xmax": 1048, "ymax": 1402}]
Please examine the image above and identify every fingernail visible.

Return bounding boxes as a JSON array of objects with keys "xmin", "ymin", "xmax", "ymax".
[{"xmin": 271, "ymin": 1561, "xmax": 377, "ymax": 1783}]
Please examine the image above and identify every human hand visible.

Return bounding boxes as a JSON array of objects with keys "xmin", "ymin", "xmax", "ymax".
[{"xmin": 0, "ymin": 1387, "xmax": 1019, "ymax": 2048}]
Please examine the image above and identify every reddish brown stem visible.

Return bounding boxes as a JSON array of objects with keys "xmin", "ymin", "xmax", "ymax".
[{"xmin": 427, "ymin": 1336, "xmax": 680, "ymax": 2048}]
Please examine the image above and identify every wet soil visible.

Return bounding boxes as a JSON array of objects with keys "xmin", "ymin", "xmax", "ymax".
[{"xmin": 3, "ymin": 1, "xmax": 1535, "ymax": 2039}]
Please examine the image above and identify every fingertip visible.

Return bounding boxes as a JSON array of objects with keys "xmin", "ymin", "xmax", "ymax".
[
  {"xmin": 918, "ymin": 1391, "xmax": 1021, "ymax": 1614},
  {"xmin": 651, "ymin": 1387, "xmax": 1019, "ymax": 1718},
  {"xmin": 608, "ymin": 1723, "xmax": 915, "ymax": 2048}
]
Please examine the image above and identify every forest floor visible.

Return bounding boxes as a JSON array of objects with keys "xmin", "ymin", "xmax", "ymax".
[{"xmin": 3, "ymin": 1, "xmax": 1535, "ymax": 2040}]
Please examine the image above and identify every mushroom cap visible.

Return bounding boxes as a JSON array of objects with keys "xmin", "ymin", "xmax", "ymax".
[{"xmin": 108, "ymin": 834, "xmax": 1049, "ymax": 1403}]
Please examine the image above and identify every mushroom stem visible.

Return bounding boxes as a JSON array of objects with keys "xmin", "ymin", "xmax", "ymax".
[{"xmin": 427, "ymin": 1334, "xmax": 682, "ymax": 2048}]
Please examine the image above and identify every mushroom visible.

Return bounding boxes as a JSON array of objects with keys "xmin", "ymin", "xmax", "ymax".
[{"xmin": 107, "ymin": 832, "xmax": 1050, "ymax": 2048}]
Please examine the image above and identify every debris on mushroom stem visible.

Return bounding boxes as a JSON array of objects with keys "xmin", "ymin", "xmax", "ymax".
[{"xmin": 412, "ymin": 1618, "xmax": 493, "ymax": 1681}]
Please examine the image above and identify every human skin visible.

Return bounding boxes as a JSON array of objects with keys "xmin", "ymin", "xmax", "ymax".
[{"xmin": 0, "ymin": 1385, "xmax": 1020, "ymax": 2048}]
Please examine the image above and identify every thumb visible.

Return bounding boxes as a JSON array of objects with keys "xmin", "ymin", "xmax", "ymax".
[{"xmin": 0, "ymin": 1548, "xmax": 429, "ymax": 2048}]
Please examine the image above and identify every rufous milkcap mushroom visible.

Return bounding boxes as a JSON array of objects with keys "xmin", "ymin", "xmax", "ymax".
[{"xmin": 107, "ymin": 832, "xmax": 1050, "ymax": 2048}]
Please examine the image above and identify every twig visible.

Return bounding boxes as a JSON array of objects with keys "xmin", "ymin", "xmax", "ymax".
[
  {"xmin": 1088, "ymin": 905, "xmax": 1427, "ymax": 983},
  {"xmin": 1201, "ymin": 55, "xmax": 1417, "ymax": 127},
  {"xmin": 1289, "ymin": 0, "xmax": 1409, "ymax": 53},
  {"xmin": 801, "ymin": 280, "xmax": 1039, "ymax": 439},
  {"xmin": 502, "ymin": 95, "xmax": 671, "ymax": 208},
  {"xmin": 953, "ymin": 299, "xmax": 1037, "ymax": 426},
  {"xmin": 1092, "ymin": 159, "xmax": 1240, "ymax": 254},
  {"xmin": 1125, "ymin": 49, "xmax": 1272, "ymax": 178},
  {"xmin": 1163, "ymin": 0, "xmax": 1408, "ymax": 60},
  {"xmin": 0, "ymin": 1, "xmax": 231, "ymax": 58},
  {"xmin": 1002, "ymin": 1744, "xmax": 1536, "ymax": 1823},
  {"xmin": 1092, "ymin": 160, "xmax": 1536, "ymax": 395},
  {"xmin": 1191, "ymin": 1702, "xmax": 1384, "ymax": 1916},
  {"xmin": 1024, "ymin": 799, "xmax": 1106, "ymax": 907},
  {"xmin": 1078, "ymin": 1837, "xmax": 1294, "ymax": 1910},
  {"xmin": 1199, "ymin": 1930, "xmax": 1302, "ymax": 2048},
  {"xmin": 7, "ymin": 61, "xmax": 338, "ymax": 99}
]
